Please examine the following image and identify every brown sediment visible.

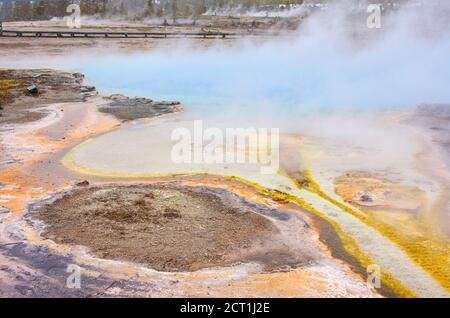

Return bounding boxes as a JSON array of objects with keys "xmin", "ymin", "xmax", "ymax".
[
  {"xmin": 33, "ymin": 184, "xmax": 276, "ymax": 272},
  {"xmin": 29, "ymin": 183, "xmax": 322, "ymax": 272},
  {"xmin": 334, "ymin": 172, "xmax": 425, "ymax": 212}
]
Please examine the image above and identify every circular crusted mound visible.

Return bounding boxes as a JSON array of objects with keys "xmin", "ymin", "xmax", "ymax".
[{"xmin": 33, "ymin": 184, "xmax": 291, "ymax": 272}]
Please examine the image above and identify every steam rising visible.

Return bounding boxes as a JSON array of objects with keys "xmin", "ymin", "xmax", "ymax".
[
  {"xmin": 74, "ymin": 1, "xmax": 450, "ymax": 126},
  {"xmin": 1, "ymin": 1, "xmax": 449, "ymax": 128}
]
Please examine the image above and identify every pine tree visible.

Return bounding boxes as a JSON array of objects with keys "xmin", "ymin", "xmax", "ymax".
[
  {"xmin": 32, "ymin": 1, "xmax": 49, "ymax": 20},
  {"xmin": 171, "ymin": 0, "xmax": 178, "ymax": 20},
  {"xmin": 156, "ymin": 5, "xmax": 164, "ymax": 18},
  {"xmin": 145, "ymin": 0, "xmax": 154, "ymax": 17},
  {"xmin": 12, "ymin": 1, "xmax": 32, "ymax": 21}
]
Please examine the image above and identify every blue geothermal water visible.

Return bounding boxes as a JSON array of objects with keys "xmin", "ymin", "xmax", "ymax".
[{"xmin": 77, "ymin": 32, "xmax": 450, "ymax": 117}]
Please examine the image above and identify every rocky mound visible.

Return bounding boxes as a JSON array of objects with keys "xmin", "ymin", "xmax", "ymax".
[
  {"xmin": 30, "ymin": 184, "xmax": 315, "ymax": 272},
  {"xmin": 0, "ymin": 69, "xmax": 96, "ymax": 124},
  {"xmin": 99, "ymin": 94, "xmax": 184, "ymax": 121}
]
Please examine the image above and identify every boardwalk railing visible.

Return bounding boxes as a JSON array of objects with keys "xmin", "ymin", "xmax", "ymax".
[{"xmin": 0, "ymin": 29, "xmax": 274, "ymax": 39}]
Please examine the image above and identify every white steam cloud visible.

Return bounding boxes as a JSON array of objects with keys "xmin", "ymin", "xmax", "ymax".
[
  {"xmin": 1, "ymin": 0, "xmax": 449, "ymax": 129},
  {"xmin": 70, "ymin": 0, "xmax": 450, "ymax": 128}
]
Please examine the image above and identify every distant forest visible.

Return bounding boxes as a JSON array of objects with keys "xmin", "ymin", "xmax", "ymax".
[{"xmin": 0, "ymin": 0, "xmax": 311, "ymax": 21}]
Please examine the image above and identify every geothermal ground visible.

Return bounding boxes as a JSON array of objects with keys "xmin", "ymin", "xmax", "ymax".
[
  {"xmin": 0, "ymin": 68, "xmax": 379, "ymax": 297},
  {"xmin": 32, "ymin": 184, "xmax": 311, "ymax": 273},
  {"xmin": 0, "ymin": 20, "xmax": 449, "ymax": 298}
]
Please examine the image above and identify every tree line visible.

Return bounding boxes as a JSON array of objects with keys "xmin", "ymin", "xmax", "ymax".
[{"xmin": 0, "ymin": 0, "xmax": 308, "ymax": 21}]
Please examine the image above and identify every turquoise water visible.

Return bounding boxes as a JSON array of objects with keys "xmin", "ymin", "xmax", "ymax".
[
  {"xmin": 78, "ymin": 49, "xmax": 311, "ymax": 116},
  {"xmin": 77, "ymin": 34, "xmax": 450, "ymax": 117}
]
